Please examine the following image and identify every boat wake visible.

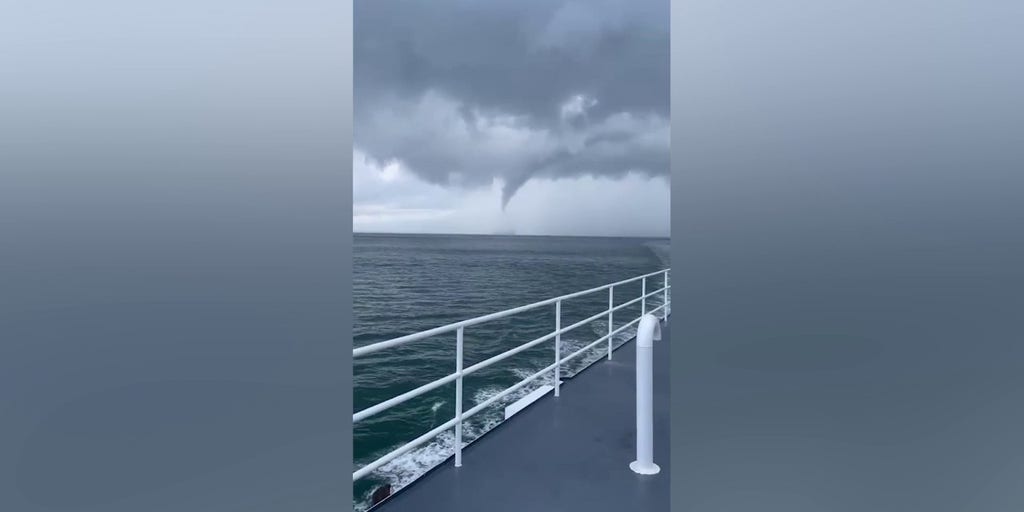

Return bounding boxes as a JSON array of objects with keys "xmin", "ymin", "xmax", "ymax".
[{"xmin": 355, "ymin": 371, "xmax": 553, "ymax": 511}]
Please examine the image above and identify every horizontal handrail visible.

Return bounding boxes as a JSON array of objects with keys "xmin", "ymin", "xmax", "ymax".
[
  {"xmin": 353, "ymin": 372, "xmax": 460, "ymax": 423},
  {"xmin": 353, "ymin": 269, "xmax": 669, "ymax": 357},
  {"xmin": 353, "ymin": 417, "xmax": 460, "ymax": 481},
  {"xmin": 353, "ymin": 268, "xmax": 670, "ymax": 483},
  {"xmin": 563, "ymin": 316, "xmax": 644, "ymax": 365},
  {"xmin": 564, "ymin": 330, "xmax": 620, "ymax": 367},
  {"xmin": 464, "ymin": 360, "xmax": 559, "ymax": 419},
  {"xmin": 560, "ymin": 308, "xmax": 612, "ymax": 337},
  {"xmin": 352, "ymin": 284, "xmax": 670, "ymax": 422},
  {"xmin": 463, "ymin": 330, "xmax": 556, "ymax": 377},
  {"xmin": 611, "ymin": 285, "xmax": 669, "ymax": 315}
]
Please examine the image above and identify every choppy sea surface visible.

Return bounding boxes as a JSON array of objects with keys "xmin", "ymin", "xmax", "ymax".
[{"xmin": 352, "ymin": 233, "xmax": 671, "ymax": 510}]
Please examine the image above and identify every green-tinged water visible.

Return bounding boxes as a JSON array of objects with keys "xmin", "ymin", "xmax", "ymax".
[{"xmin": 352, "ymin": 234, "xmax": 670, "ymax": 511}]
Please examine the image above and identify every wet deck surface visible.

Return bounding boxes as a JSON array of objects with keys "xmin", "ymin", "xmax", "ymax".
[{"xmin": 376, "ymin": 320, "xmax": 671, "ymax": 512}]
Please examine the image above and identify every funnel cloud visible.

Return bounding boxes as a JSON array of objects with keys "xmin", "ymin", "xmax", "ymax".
[{"xmin": 354, "ymin": 0, "xmax": 669, "ymax": 235}]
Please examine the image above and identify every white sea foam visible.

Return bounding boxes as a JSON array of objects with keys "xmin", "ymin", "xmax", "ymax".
[
  {"xmin": 428, "ymin": 400, "xmax": 446, "ymax": 427},
  {"xmin": 558, "ymin": 335, "xmax": 601, "ymax": 375},
  {"xmin": 354, "ymin": 371, "xmax": 554, "ymax": 512}
]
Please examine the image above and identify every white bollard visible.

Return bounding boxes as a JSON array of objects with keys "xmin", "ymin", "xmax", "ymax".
[{"xmin": 630, "ymin": 314, "xmax": 662, "ymax": 475}]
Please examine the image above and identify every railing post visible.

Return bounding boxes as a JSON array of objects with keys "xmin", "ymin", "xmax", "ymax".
[
  {"xmin": 641, "ymin": 276, "xmax": 646, "ymax": 316},
  {"xmin": 554, "ymin": 300, "xmax": 561, "ymax": 397},
  {"xmin": 630, "ymin": 314, "xmax": 662, "ymax": 475},
  {"xmin": 454, "ymin": 326, "xmax": 464, "ymax": 467},
  {"xmin": 607, "ymin": 286, "xmax": 614, "ymax": 360},
  {"xmin": 663, "ymin": 270, "xmax": 669, "ymax": 320}
]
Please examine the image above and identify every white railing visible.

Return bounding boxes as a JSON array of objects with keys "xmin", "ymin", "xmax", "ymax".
[{"xmin": 353, "ymin": 268, "xmax": 671, "ymax": 481}]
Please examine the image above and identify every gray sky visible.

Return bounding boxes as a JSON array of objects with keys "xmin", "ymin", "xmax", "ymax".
[{"xmin": 353, "ymin": 0, "xmax": 670, "ymax": 236}]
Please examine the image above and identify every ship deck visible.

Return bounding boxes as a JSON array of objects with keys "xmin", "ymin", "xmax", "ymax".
[{"xmin": 375, "ymin": 319, "xmax": 671, "ymax": 512}]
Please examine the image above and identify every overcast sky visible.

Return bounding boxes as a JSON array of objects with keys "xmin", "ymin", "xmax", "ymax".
[{"xmin": 353, "ymin": 0, "xmax": 670, "ymax": 237}]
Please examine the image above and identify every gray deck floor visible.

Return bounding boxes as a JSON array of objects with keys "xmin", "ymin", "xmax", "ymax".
[{"xmin": 375, "ymin": 320, "xmax": 671, "ymax": 512}]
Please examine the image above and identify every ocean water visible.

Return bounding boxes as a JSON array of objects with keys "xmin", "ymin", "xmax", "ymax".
[{"xmin": 352, "ymin": 234, "xmax": 670, "ymax": 510}]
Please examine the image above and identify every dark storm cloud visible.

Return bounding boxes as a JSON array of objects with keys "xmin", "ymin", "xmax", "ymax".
[{"xmin": 354, "ymin": 0, "xmax": 669, "ymax": 207}]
